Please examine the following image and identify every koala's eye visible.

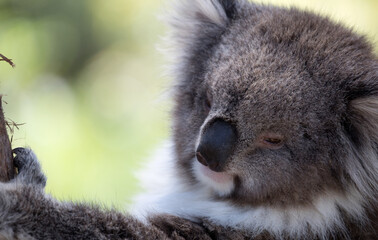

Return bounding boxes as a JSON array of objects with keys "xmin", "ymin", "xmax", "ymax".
[
  {"xmin": 264, "ymin": 138, "xmax": 282, "ymax": 145},
  {"xmin": 257, "ymin": 134, "xmax": 284, "ymax": 149}
]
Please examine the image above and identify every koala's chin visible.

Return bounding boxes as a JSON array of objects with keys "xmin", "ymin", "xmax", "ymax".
[{"xmin": 192, "ymin": 160, "xmax": 235, "ymax": 197}]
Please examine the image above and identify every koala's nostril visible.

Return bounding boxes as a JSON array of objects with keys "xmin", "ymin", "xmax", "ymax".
[
  {"xmin": 196, "ymin": 152, "xmax": 208, "ymax": 166},
  {"xmin": 196, "ymin": 119, "xmax": 237, "ymax": 172}
]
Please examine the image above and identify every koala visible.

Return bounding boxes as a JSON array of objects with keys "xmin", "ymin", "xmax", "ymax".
[{"xmin": 0, "ymin": 0, "xmax": 377, "ymax": 239}]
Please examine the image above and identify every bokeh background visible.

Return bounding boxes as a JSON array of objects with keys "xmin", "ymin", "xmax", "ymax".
[{"xmin": 0, "ymin": 0, "xmax": 377, "ymax": 209}]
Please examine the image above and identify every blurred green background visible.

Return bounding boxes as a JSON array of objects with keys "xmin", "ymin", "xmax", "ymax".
[{"xmin": 0, "ymin": 0, "xmax": 377, "ymax": 209}]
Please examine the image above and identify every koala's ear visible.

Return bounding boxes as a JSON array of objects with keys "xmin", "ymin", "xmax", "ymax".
[
  {"xmin": 344, "ymin": 81, "xmax": 378, "ymax": 201},
  {"xmin": 348, "ymin": 95, "xmax": 378, "ymax": 145},
  {"xmin": 166, "ymin": 0, "xmax": 238, "ymax": 34},
  {"xmin": 346, "ymin": 72, "xmax": 378, "ymax": 147},
  {"xmin": 164, "ymin": 0, "xmax": 241, "ymax": 80},
  {"xmin": 164, "ymin": 0, "xmax": 240, "ymax": 53},
  {"xmin": 347, "ymin": 75, "xmax": 378, "ymax": 138}
]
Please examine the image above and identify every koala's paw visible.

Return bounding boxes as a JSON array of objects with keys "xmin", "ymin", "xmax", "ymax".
[{"xmin": 12, "ymin": 148, "xmax": 47, "ymax": 188}]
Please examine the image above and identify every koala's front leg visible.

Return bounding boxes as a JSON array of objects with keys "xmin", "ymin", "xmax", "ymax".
[
  {"xmin": 12, "ymin": 147, "xmax": 47, "ymax": 188},
  {"xmin": 0, "ymin": 148, "xmax": 170, "ymax": 240},
  {"xmin": 0, "ymin": 148, "xmax": 49, "ymax": 239}
]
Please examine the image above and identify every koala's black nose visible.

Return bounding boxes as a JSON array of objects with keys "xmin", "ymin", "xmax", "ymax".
[{"xmin": 196, "ymin": 119, "xmax": 237, "ymax": 172}]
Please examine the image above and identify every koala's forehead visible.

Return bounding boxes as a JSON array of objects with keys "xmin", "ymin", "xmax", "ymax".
[
  {"xmin": 204, "ymin": 17, "xmax": 346, "ymax": 126},
  {"xmin": 207, "ymin": 42, "xmax": 337, "ymax": 104}
]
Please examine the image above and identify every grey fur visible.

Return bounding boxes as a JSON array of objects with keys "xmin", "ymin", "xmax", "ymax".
[{"xmin": 0, "ymin": 0, "xmax": 377, "ymax": 239}]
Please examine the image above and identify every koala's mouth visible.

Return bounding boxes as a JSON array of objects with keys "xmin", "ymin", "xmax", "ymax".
[
  {"xmin": 193, "ymin": 161, "xmax": 235, "ymax": 196},
  {"xmin": 199, "ymin": 164, "xmax": 233, "ymax": 184}
]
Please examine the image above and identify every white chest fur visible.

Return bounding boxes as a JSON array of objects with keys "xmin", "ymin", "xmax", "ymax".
[{"xmin": 131, "ymin": 142, "xmax": 365, "ymax": 239}]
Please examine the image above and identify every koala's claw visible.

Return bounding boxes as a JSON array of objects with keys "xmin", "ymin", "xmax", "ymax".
[{"xmin": 12, "ymin": 148, "xmax": 47, "ymax": 188}]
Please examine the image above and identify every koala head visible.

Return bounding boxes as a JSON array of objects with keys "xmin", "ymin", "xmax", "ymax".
[{"xmin": 167, "ymin": 0, "xmax": 378, "ymax": 209}]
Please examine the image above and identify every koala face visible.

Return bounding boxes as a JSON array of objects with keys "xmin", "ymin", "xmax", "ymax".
[{"xmin": 170, "ymin": 1, "xmax": 378, "ymax": 208}]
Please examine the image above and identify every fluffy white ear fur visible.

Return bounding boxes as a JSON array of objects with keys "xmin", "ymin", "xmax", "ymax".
[
  {"xmin": 346, "ymin": 96, "xmax": 378, "ymax": 203},
  {"xmin": 161, "ymin": 0, "xmax": 231, "ymax": 78},
  {"xmin": 165, "ymin": 0, "xmax": 229, "ymax": 38}
]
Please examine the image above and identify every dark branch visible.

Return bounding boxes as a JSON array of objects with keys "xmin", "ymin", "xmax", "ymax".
[{"xmin": 0, "ymin": 54, "xmax": 15, "ymax": 68}]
